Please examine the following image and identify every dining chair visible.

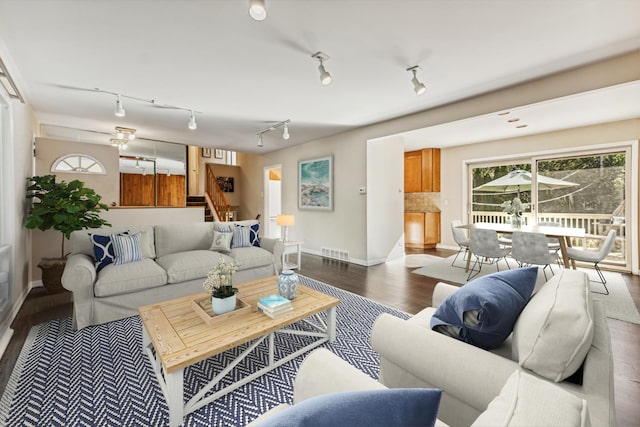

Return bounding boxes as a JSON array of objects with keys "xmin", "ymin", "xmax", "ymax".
[
  {"xmin": 565, "ymin": 230, "xmax": 617, "ymax": 295},
  {"xmin": 450, "ymin": 220, "xmax": 470, "ymax": 268},
  {"xmin": 467, "ymin": 228, "xmax": 511, "ymax": 280},
  {"xmin": 538, "ymin": 221, "xmax": 561, "ymax": 251},
  {"xmin": 511, "ymin": 231, "xmax": 558, "ymax": 280}
]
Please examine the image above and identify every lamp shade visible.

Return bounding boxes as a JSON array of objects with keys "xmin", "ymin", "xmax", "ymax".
[{"xmin": 276, "ymin": 214, "xmax": 295, "ymax": 227}]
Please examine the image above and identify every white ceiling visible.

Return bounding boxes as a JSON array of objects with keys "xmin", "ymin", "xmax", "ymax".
[{"xmin": 1, "ymin": 0, "xmax": 639, "ymax": 154}]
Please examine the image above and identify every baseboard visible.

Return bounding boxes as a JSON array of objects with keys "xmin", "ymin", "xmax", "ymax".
[
  {"xmin": 0, "ymin": 280, "xmax": 34, "ymax": 360},
  {"xmin": 436, "ymin": 243, "xmax": 459, "ymax": 251},
  {"xmin": 301, "ymin": 248, "xmax": 383, "ymax": 267}
]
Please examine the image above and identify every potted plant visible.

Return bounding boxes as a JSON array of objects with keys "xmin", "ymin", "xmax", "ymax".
[
  {"xmin": 203, "ymin": 257, "xmax": 239, "ymax": 314},
  {"xmin": 25, "ymin": 175, "xmax": 110, "ymax": 293}
]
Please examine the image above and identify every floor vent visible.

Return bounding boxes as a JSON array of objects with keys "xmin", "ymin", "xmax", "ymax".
[{"xmin": 321, "ymin": 247, "xmax": 350, "ymax": 262}]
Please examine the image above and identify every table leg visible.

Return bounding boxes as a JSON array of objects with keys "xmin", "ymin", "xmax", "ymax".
[
  {"xmin": 165, "ymin": 367, "xmax": 185, "ymax": 427},
  {"xmin": 558, "ymin": 237, "xmax": 576, "ymax": 269},
  {"xmin": 327, "ymin": 306, "xmax": 337, "ymax": 342},
  {"xmin": 465, "ymin": 250, "xmax": 472, "ymax": 272}
]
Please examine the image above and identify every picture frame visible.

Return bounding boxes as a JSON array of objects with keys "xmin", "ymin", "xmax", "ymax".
[
  {"xmin": 201, "ymin": 148, "xmax": 211, "ymax": 158},
  {"xmin": 298, "ymin": 155, "xmax": 333, "ymax": 210},
  {"xmin": 214, "ymin": 149, "xmax": 224, "ymax": 159},
  {"xmin": 216, "ymin": 176, "xmax": 234, "ymax": 192}
]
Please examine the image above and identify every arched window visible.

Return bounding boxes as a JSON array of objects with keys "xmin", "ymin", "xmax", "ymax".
[{"xmin": 51, "ymin": 154, "xmax": 106, "ymax": 175}]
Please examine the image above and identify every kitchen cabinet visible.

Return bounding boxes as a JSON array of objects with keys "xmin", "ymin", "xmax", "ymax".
[
  {"xmin": 403, "ymin": 148, "xmax": 440, "ymax": 193},
  {"xmin": 404, "ymin": 212, "xmax": 441, "ymax": 248}
]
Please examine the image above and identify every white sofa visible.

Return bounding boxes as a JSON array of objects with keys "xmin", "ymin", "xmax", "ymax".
[
  {"xmin": 250, "ymin": 348, "xmax": 592, "ymax": 427},
  {"xmin": 371, "ymin": 269, "xmax": 615, "ymax": 427},
  {"xmin": 61, "ymin": 220, "xmax": 283, "ymax": 330}
]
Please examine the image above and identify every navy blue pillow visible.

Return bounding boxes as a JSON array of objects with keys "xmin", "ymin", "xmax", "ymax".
[
  {"xmin": 89, "ymin": 233, "xmax": 115, "ymax": 272},
  {"xmin": 250, "ymin": 223, "xmax": 260, "ymax": 247},
  {"xmin": 430, "ymin": 267, "xmax": 538, "ymax": 350},
  {"xmin": 255, "ymin": 388, "xmax": 442, "ymax": 427}
]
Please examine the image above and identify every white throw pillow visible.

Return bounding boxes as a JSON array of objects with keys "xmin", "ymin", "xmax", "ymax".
[
  {"xmin": 210, "ymin": 230, "xmax": 233, "ymax": 253},
  {"xmin": 512, "ymin": 269, "xmax": 593, "ymax": 382},
  {"xmin": 472, "ymin": 370, "xmax": 590, "ymax": 426}
]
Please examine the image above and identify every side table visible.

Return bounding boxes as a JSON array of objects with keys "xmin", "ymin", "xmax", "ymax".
[{"xmin": 282, "ymin": 240, "xmax": 303, "ymax": 270}]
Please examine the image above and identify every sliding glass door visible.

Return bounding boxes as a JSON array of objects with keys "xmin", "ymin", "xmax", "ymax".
[
  {"xmin": 536, "ymin": 150, "xmax": 629, "ymax": 269},
  {"xmin": 468, "ymin": 147, "xmax": 631, "ymax": 271}
]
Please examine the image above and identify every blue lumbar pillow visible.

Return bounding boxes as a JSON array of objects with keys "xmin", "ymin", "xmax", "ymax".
[
  {"xmin": 255, "ymin": 388, "xmax": 442, "ymax": 427},
  {"xmin": 430, "ymin": 267, "xmax": 538, "ymax": 350}
]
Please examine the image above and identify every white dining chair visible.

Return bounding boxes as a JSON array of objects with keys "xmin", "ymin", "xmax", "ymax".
[
  {"xmin": 467, "ymin": 228, "xmax": 511, "ymax": 280},
  {"xmin": 450, "ymin": 220, "xmax": 470, "ymax": 268},
  {"xmin": 511, "ymin": 231, "xmax": 558, "ymax": 280},
  {"xmin": 566, "ymin": 230, "xmax": 617, "ymax": 295}
]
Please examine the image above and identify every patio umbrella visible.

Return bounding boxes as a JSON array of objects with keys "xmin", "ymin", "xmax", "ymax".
[{"xmin": 473, "ymin": 170, "xmax": 579, "ymax": 193}]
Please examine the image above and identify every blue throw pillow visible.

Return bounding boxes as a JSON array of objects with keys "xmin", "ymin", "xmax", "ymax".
[
  {"xmin": 250, "ymin": 223, "xmax": 260, "ymax": 247},
  {"xmin": 89, "ymin": 233, "xmax": 115, "ymax": 272},
  {"xmin": 430, "ymin": 267, "xmax": 538, "ymax": 350},
  {"xmin": 255, "ymin": 388, "xmax": 442, "ymax": 427}
]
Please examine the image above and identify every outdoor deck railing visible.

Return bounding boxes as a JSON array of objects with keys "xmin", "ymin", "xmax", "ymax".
[{"xmin": 470, "ymin": 211, "xmax": 626, "ymax": 262}]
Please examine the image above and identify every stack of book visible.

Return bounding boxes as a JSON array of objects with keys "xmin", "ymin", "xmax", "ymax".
[{"xmin": 257, "ymin": 294, "xmax": 293, "ymax": 319}]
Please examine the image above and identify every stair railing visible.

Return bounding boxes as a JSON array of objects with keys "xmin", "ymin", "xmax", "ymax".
[{"xmin": 205, "ymin": 163, "xmax": 232, "ymax": 221}]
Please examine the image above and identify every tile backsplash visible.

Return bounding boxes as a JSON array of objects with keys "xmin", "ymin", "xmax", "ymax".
[{"xmin": 405, "ymin": 192, "xmax": 440, "ymax": 212}]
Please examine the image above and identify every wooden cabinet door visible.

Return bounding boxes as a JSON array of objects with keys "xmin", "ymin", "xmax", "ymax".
[
  {"xmin": 421, "ymin": 148, "xmax": 441, "ymax": 192},
  {"xmin": 424, "ymin": 212, "xmax": 441, "ymax": 247},
  {"xmin": 404, "ymin": 213, "xmax": 425, "ymax": 247},
  {"xmin": 404, "ymin": 151, "xmax": 422, "ymax": 193}
]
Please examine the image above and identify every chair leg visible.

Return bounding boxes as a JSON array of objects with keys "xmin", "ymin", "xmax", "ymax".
[
  {"xmin": 452, "ymin": 248, "xmax": 470, "ymax": 270},
  {"xmin": 590, "ymin": 262, "xmax": 610, "ymax": 295},
  {"xmin": 467, "ymin": 256, "xmax": 483, "ymax": 281}
]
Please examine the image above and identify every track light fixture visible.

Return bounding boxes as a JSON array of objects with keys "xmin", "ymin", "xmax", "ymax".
[
  {"xmin": 135, "ymin": 159, "xmax": 140, "ymax": 168},
  {"xmin": 311, "ymin": 52, "xmax": 332, "ymax": 86},
  {"xmin": 188, "ymin": 111, "xmax": 197, "ymax": 130},
  {"xmin": 249, "ymin": 0, "xmax": 267, "ymax": 21},
  {"xmin": 407, "ymin": 66, "xmax": 427, "ymax": 96},
  {"xmin": 114, "ymin": 94, "xmax": 125, "ymax": 117},
  {"xmin": 256, "ymin": 119, "xmax": 291, "ymax": 148},
  {"xmin": 116, "ymin": 126, "xmax": 136, "ymax": 140}
]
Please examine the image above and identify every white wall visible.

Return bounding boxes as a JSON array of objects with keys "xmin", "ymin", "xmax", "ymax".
[{"xmin": 366, "ymin": 136, "xmax": 405, "ymax": 264}]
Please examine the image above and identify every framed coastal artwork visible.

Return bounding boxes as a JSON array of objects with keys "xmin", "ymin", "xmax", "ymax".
[{"xmin": 298, "ymin": 155, "xmax": 333, "ymax": 210}]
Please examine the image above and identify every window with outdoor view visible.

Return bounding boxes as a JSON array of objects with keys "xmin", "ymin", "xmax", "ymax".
[{"xmin": 470, "ymin": 149, "xmax": 630, "ymax": 271}]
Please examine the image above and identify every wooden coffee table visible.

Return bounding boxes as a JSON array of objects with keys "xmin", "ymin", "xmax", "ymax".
[{"xmin": 138, "ymin": 276, "xmax": 340, "ymax": 427}]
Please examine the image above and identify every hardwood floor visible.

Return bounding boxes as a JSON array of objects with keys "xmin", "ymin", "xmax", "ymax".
[{"xmin": 0, "ymin": 250, "xmax": 638, "ymax": 426}]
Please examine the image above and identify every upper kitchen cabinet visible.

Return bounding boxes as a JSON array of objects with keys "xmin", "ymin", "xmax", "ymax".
[{"xmin": 404, "ymin": 148, "xmax": 440, "ymax": 193}]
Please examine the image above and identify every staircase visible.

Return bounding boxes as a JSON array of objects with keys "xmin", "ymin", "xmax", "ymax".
[{"xmin": 187, "ymin": 195, "xmax": 214, "ymax": 222}]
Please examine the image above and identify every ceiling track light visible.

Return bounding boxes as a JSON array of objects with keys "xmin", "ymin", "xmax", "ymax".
[
  {"xmin": 407, "ymin": 65, "xmax": 427, "ymax": 96},
  {"xmin": 256, "ymin": 119, "xmax": 291, "ymax": 147},
  {"xmin": 311, "ymin": 52, "xmax": 332, "ymax": 85},
  {"xmin": 188, "ymin": 110, "xmax": 197, "ymax": 130},
  {"xmin": 114, "ymin": 94, "xmax": 125, "ymax": 117},
  {"xmin": 249, "ymin": 0, "xmax": 267, "ymax": 21}
]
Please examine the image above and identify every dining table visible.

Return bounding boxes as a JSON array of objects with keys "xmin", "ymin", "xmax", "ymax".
[{"xmin": 457, "ymin": 222, "xmax": 586, "ymax": 272}]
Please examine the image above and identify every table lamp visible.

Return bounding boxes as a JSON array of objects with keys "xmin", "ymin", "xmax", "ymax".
[{"xmin": 276, "ymin": 214, "xmax": 295, "ymax": 242}]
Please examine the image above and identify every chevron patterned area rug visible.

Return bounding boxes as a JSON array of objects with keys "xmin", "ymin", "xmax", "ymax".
[{"xmin": 0, "ymin": 276, "xmax": 409, "ymax": 426}]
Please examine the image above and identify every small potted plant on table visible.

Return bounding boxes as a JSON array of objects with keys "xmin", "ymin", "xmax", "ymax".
[{"xmin": 203, "ymin": 257, "xmax": 239, "ymax": 314}]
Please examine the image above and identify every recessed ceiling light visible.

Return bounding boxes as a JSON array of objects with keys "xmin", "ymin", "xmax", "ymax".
[
  {"xmin": 498, "ymin": 111, "xmax": 510, "ymax": 116},
  {"xmin": 516, "ymin": 124, "xmax": 528, "ymax": 128},
  {"xmin": 507, "ymin": 118, "xmax": 520, "ymax": 123}
]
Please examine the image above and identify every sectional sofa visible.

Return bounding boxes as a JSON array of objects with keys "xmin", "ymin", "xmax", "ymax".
[{"xmin": 61, "ymin": 220, "xmax": 283, "ymax": 330}]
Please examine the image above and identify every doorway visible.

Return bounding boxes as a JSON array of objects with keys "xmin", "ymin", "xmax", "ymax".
[{"xmin": 264, "ymin": 165, "xmax": 282, "ymax": 238}]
